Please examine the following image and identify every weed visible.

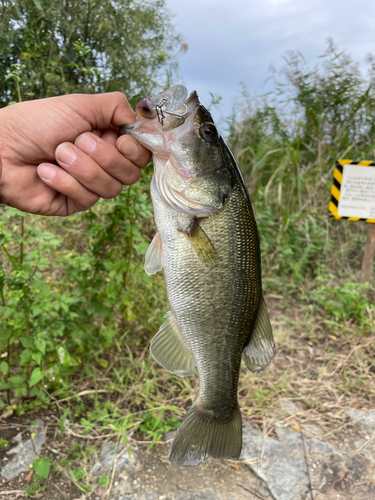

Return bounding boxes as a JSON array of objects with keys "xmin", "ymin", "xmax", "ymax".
[
  {"xmin": 140, "ymin": 411, "xmax": 180, "ymax": 448},
  {"xmin": 24, "ymin": 475, "xmax": 47, "ymax": 497},
  {"xmin": 0, "ymin": 438, "xmax": 9, "ymax": 449}
]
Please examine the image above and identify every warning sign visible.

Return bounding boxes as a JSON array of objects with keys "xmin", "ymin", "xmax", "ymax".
[{"xmin": 329, "ymin": 160, "xmax": 375, "ymax": 223}]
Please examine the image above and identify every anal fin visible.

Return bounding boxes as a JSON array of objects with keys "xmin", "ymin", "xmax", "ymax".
[
  {"xmin": 145, "ymin": 232, "xmax": 163, "ymax": 276},
  {"xmin": 243, "ymin": 295, "xmax": 274, "ymax": 372},
  {"xmin": 150, "ymin": 311, "xmax": 196, "ymax": 377}
]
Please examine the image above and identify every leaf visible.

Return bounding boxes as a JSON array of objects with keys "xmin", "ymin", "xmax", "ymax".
[
  {"xmin": 57, "ymin": 346, "xmax": 65, "ymax": 364},
  {"xmin": 29, "ymin": 367, "xmax": 44, "ymax": 387},
  {"xmin": 0, "ymin": 361, "xmax": 9, "ymax": 374},
  {"xmin": 71, "ymin": 467, "xmax": 85, "ymax": 481},
  {"xmin": 99, "ymin": 476, "xmax": 110, "ymax": 487},
  {"xmin": 34, "ymin": 339, "xmax": 46, "ymax": 354},
  {"xmin": 32, "ymin": 0, "xmax": 44, "ymax": 11},
  {"xmin": 290, "ymin": 423, "xmax": 301, "ymax": 433},
  {"xmin": 33, "ymin": 457, "xmax": 51, "ymax": 479},
  {"xmin": 60, "ymin": 408, "xmax": 70, "ymax": 436},
  {"xmin": 8, "ymin": 375, "xmax": 25, "ymax": 385},
  {"xmin": 31, "ymin": 352, "xmax": 42, "ymax": 365}
]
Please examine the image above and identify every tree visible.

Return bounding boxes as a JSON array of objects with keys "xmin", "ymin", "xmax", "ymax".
[{"xmin": 0, "ymin": 0, "xmax": 181, "ymax": 106}]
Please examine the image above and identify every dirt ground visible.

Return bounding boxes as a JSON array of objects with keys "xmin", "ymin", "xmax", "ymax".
[{"xmin": 0, "ymin": 411, "xmax": 271, "ymax": 500}]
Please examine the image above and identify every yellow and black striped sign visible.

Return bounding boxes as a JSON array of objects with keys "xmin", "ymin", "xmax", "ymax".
[{"xmin": 329, "ymin": 159, "xmax": 375, "ymax": 223}]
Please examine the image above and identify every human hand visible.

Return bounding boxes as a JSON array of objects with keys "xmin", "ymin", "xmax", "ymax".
[{"xmin": 0, "ymin": 92, "xmax": 151, "ymax": 216}]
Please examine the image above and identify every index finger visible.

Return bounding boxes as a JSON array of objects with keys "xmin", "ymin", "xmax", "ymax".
[{"xmin": 57, "ymin": 92, "xmax": 137, "ymax": 130}]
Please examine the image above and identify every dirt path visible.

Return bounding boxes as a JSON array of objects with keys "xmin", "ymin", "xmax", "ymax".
[{"xmin": 1, "ymin": 405, "xmax": 375, "ymax": 500}]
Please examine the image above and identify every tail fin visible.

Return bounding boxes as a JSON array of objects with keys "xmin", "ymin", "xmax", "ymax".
[{"xmin": 169, "ymin": 403, "xmax": 242, "ymax": 466}]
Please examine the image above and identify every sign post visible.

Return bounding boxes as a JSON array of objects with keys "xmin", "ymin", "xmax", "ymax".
[
  {"xmin": 361, "ymin": 224, "xmax": 375, "ymax": 283},
  {"xmin": 329, "ymin": 160, "xmax": 375, "ymax": 283}
]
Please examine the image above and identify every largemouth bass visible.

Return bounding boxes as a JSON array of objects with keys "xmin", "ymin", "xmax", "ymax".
[{"xmin": 120, "ymin": 85, "xmax": 274, "ymax": 467}]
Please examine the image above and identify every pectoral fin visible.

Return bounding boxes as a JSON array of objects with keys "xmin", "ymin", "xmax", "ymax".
[
  {"xmin": 150, "ymin": 311, "xmax": 196, "ymax": 377},
  {"xmin": 145, "ymin": 232, "xmax": 163, "ymax": 276},
  {"xmin": 243, "ymin": 296, "xmax": 274, "ymax": 372},
  {"xmin": 183, "ymin": 223, "xmax": 219, "ymax": 267}
]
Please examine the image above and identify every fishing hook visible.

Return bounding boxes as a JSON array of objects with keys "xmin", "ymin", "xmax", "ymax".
[{"xmin": 156, "ymin": 97, "xmax": 188, "ymax": 126}]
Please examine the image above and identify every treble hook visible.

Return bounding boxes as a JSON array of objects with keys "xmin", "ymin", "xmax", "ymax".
[
  {"xmin": 155, "ymin": 97, "xmax": 188, "ymax": 126},
  {"xmin": 155, "ymin": 98, "xmax": 167, "ymax": 125}
]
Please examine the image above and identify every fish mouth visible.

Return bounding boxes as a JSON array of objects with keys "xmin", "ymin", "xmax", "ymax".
[
  {"xmin": 117, "ymin": 86, "xmax": 201, "ymax": 154},
  {"xmin": 119, "ymin": 85, "xmax": 192, "ymax": 135}
]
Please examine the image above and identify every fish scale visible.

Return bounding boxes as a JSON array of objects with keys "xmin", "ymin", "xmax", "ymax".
[{"xmin": 153, "ymin": 170, "xmax": 260, "ymax": 413}]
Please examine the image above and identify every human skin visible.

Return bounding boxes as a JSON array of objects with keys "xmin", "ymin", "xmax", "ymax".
[{"xmin": 0, "ymin": 92, "xmax": 151, "ymax": 216}]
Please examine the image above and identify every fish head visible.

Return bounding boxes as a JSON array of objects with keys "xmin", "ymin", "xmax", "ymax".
[
  {"xmin": 120, "ymin": 85, "xmax": 233, "ymax": 216},
  {"xmin": 120, "ymin": 85, "xmax": 226, "ymax": 175}
]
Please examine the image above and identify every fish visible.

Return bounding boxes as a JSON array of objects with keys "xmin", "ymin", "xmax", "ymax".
[{"xmin": 120, "ymin": 85, "xmax": 274, "ymax": 467}]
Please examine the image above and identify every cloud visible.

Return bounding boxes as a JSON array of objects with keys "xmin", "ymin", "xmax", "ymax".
[{"xmin": 166, "ymin": 0, "xmax": 375, "ymax": 119}]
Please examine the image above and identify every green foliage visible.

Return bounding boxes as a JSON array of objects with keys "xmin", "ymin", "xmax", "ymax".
[
  {"xmin": 32, "ymin": 457, "xmax": 51, "ymax": 479},
  {"xmin": 0, "ymin": 0, "xmax": 181, "ymax": 106},
  {"xmin": 71, "ymin": 467, "xmax": 85, "ymax": 482},
  {"xmin": 24, "ymin": 474, "xmax": 47, "ymax": 497},
  {"xmin": 230, "ymin": 41, "xmax": 375, "ymax": 328},
  {"xmin": 0, "ymin": 0, "xmax": 180, "ymax": 410},
  {"xmin": 0, "ymin": 439, "xmax": 9, "ymax": 449},
  {"xmin": 309, "ymin": 275, "xmax": 375, "ymax": 326},
  {"xmin": 0, "ymin": 169, "xmax": 167, "ymax": 406},
  {"xmin": 139, "ymin": 410, "xmax": 180, "ymax": 448},
  {"xmin": 99, "ymin": 475, "xmax": 110, "ymax": 487}
]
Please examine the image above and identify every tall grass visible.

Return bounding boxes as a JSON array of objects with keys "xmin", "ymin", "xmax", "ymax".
[{"xmin": 229, "ymin": 41, "xmax": 375, "ymax": 311}]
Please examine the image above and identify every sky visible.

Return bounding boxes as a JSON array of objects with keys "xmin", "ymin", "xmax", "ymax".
[{"xmin": 165, "ymin": 0, "xmax": 375, "ymax": 122}]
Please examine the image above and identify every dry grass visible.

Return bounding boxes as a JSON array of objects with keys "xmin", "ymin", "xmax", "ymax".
[{"xmin": 238, "ymin": 298, "xmax": 375, "ymax": 442}]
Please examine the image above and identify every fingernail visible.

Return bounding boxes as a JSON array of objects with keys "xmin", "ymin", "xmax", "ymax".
[
  {"xmin": 118, "ymin": 138, "xmax": 139, "ymax": 159},
  {"xmin": 56, "ymin": 144, "xmax": 77, "ymax": 165},
  {"xmin": 76, "ymin": 134, "xmax": 97, "ymax": 155},
  {"xmin": 38, "ymin": 164, "xmax": 56, "ymax": 180}
]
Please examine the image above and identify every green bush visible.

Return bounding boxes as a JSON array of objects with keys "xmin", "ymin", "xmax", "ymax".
[
  {"xmin": 0, "ymin": 170, "xmax": 169, "ymax": 407},
  {"xmin": 309, "ymin": 275, "xmax": 375, "ymax": 326}
]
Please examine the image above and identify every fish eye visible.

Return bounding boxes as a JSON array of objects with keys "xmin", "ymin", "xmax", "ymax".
[{"xmin": 200, "ymin": 123, "xmax": 218, "ymax": 141}]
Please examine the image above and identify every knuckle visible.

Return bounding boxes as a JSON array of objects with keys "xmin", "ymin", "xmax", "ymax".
[
  {"xmin": 81, "ymin": 164, "xmax": 98, "ymax": 184},
  {"xmin": 111, "ymin": 91, "xmax": 129, "ymax": 107}
]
